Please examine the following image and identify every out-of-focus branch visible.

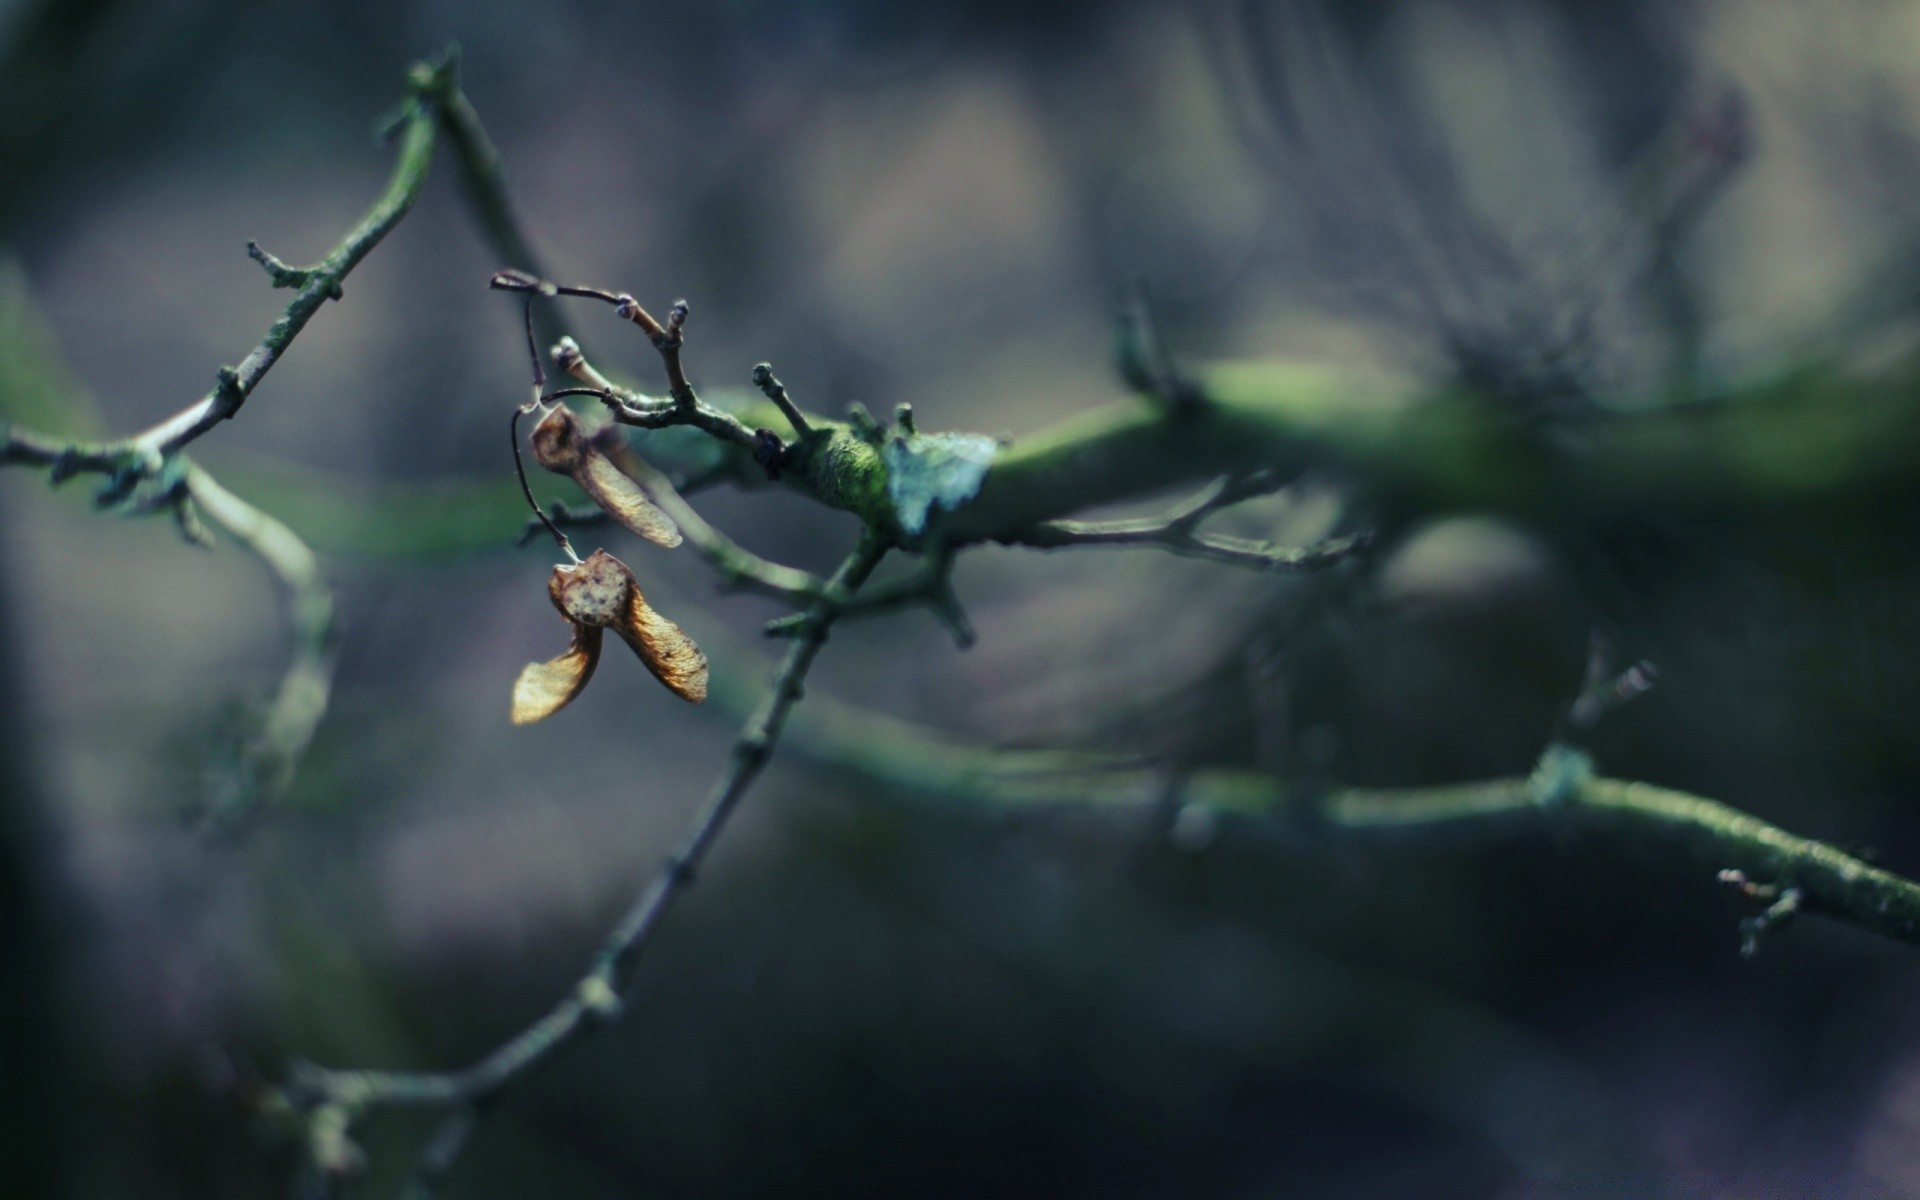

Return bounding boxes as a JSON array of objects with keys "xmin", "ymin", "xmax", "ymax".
[
  {"xmin": 563, "ymin": 353, "xmax": 1920, "ymax": 550},
  {"xmin": 668, "ymin": 619, "xmax": 1903, "ymax": 958},
  {"xmin": 183, "ymin": 465, "xmax": 337, "ymax": 829},
  {"xmin": 995, "ymin": 471, "xmax": 1370, "ymax": 572},
  {"xmin": 705, "ymin": 669, "xmax": 1920, "ymax": 955},
  {"xmin": 1, "ymin": 52, "xmax": 585, "ymax": 828},
  {"xmin": 1, "ymin": 55, "xmax": 451, "ymax": 506},
  {"xmin": 275, "ymin": 534, "xmax": 891, "ymax": 1196}
]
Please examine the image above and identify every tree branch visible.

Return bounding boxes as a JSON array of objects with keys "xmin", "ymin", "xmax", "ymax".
[
  {"xmin": 183, "ymin": 464, "xmax": 337, "ymax": 830},
  {"xmin": 275, "ymin": 534, "xmax": 891, "ymax": 1193},
  {"xmin": 541, "ymin": 336, "xmax": 849, "ymax": 606},
  {"xmin": 715, "ymin": 678, "xmax": 1920, "ymax": 954},
  {"xmin": 3, "ymin": 56, "xmax": 451, "ymax": 495},
  {"xmin": 996, "ymin": 471, "xmax": 1371, "ymax": 572}
]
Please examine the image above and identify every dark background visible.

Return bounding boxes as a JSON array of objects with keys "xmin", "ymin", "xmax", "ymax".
[{"xmin": 5, "ymin": 0, "xmax": 1920, "ymax": 1195}]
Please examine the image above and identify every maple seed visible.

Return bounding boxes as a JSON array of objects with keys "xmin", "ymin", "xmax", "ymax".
[
  {"xmin": 530, "ymin": 405, "xmax": 682, "ymax": 548},
  {"xmin": 511, "ymin": 549, "xmax": 708, "ymax": 723}
]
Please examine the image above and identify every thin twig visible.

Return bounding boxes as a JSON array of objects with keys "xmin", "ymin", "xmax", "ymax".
[
  {"xmin": 764, "ymin": 539, "xmax": 974, "ymax": 648},
  {"xmin": 279, "ymin": 534, "xmax": 891, "ymax": 1188},
  {"xmin": 674, "ymin": 668, "xmax": 1920, "ymax": 956},
  {"xmin": 545, "ymin": 338, "xmax": 843, "ymax": 606},
  {"xmin": 3, "ymin": 58, "xmax": 453, "ymax": 490},
  {"xmin": 597, "ymin": 430, "xmax": 847, "ymax": 607},
  {"xmin": 489, "ymin": 275, "xmax": 766, "ymax": 451},
  {"xmin": 999, "ymin": 473, "xmax": 1370, "ymax": 573},
  {"xmin": 183, "ymin": 463, "xmax": 339, "ymax": 830}
]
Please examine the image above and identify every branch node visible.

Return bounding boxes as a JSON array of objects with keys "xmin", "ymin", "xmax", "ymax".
[
  {"xmin": 751, "ymin": 428, "xmax": 788, "ymax": 481},
  {"xmin": 92, "ymin": 462, "xmax": 142, "ymax": 509},
  {"xmin": 212, "ymin": 366, "xmax": 246, "ymax": 421},
  {"xmin": 1528, "ymin": 743, "xmax": 1591, "ymax": 808},
  {"xmin": 734, "ymin": 736, "xmax": 772, "ymax": 770},
  {"xmin": 1112, "ymin": 279, "xmax": 1205, "ymax": 417},
  {"xmin": 575, "ymin": 975, "xmax": 625, "ymax": 1021},
  {"xmin": 1719, "ymin": 871, "xmax": 1804, "ymax": 958},
  {"xmin": 306, "ymin": 1103, "xmax": 368, "ymax": 1182},
  {"xmin": 246, "ymin": 241, "xmax": 343, "ymax": 299},
  {"xmin": 45, "ymin": 447, "xmax": 80, "ymax": 486}
]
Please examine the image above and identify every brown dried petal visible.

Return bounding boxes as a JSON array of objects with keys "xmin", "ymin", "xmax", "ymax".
[
  {"xmin": 510, "ymin": 623, "xmax": 603, "ymax": 725},
  {"xmin": 614, "ymin": 579, "xmax": 709, "ymax": 704}
]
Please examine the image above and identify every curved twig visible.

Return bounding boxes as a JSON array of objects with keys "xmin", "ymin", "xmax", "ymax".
[{"xmin": 278, "ymin": 534, "xmax": 891, "ymax": 1193}]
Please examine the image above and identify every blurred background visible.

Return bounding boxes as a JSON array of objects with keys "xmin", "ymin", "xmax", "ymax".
[{"xmin": 6, "ymin": 0, "xmax": 1920, "ymax": 1195}]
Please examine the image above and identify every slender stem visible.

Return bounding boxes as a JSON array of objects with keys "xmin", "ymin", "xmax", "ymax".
[
  {"xmin": 3, "ymin": 63, "xmax": 451, "ymax": 488},
  {"xmin": 995, "ymin": 473, "xmax": 1369, "ymax": 572},
  {"xmin": 139, "ymin": 93, "xmax": 442, "ymax": 457},
  {"xmin": 508, "ymin": 405, "xmax": 576, "ymax": 561},
  {"xmin": 290, "ymin": 535, "xmax": 891, "ymax": 1179},
  {"xmin": 597, "ymin": 435, "xmax": 847, "ymax": 606},
  {"xmin": 726, "ymin": 693, "xmax": 1920, "ymax": 953},
  {"xmin": 184, "ymin": 463, "xmax": 338, "ymax": 828}
]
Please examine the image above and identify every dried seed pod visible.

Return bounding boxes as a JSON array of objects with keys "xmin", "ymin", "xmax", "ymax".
[
  {"xmin": 509, "ymin": 621, "xmax": 601, "ymax": 725},
  {"xmin": 511, "ymin": 549, "xmax": 707, "ymax": 723},
  {"xmin": 530, "ymin": 405, "xmax": 682, "ymax": 548}
]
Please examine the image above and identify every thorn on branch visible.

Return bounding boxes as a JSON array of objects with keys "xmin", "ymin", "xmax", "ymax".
[
  {"xmin": 92, "ymin": 462, "xmax": 142, "ymax": 509},
  {"xmin": 1719, "ymin": 870, "xmax": 1803, "ymax": 958},
  {"xmin": 172, "ymin": 496, "xmax": 215, "ymax": 547}
]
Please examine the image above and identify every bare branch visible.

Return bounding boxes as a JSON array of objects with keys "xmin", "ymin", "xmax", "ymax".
[
  {"xmin": 276, "ymin": 533, "xmax": 892, "ymax": 1185},
  {"xmin": 998, "ymin": 472, "xmax": 1370, "ymax": 573},
  {"xmin": 184, "ymin": 464, "xmax": 338, "ymax": 830},
  {"xmin": 491, "ymin": 276, "xmax": 766, "ymax": 453},
  {"xmin": 764, "ymin": 539, "xmax": 974, "ymax": 648}
]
